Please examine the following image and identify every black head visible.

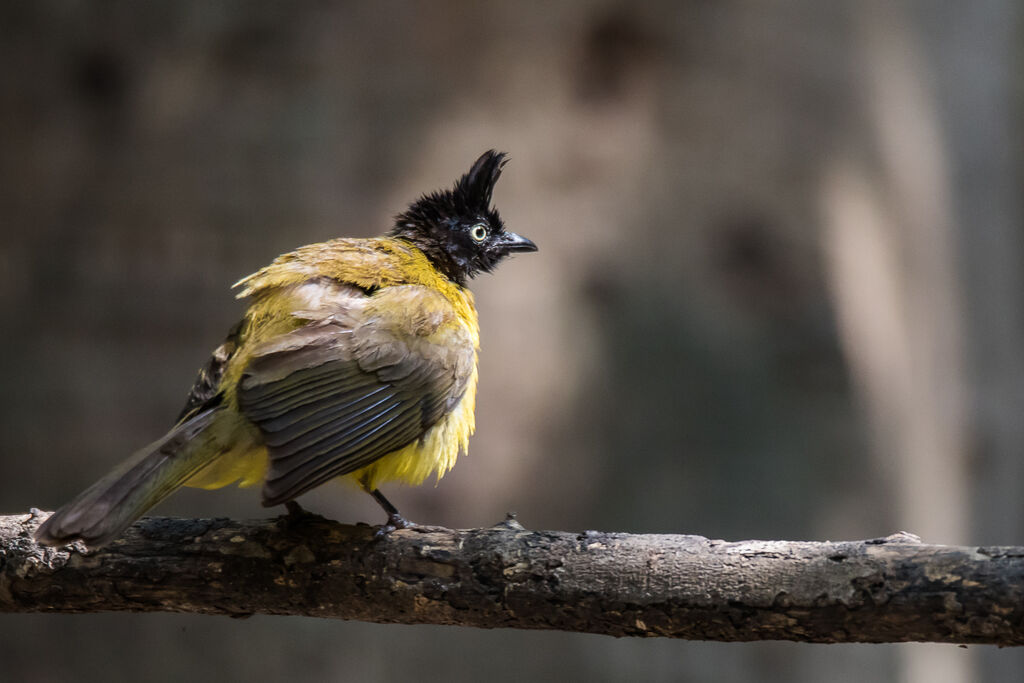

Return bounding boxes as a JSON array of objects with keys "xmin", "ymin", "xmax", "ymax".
[{"xmin": 391, "ymin": 150, "xmax": 537, "ymax": 285}]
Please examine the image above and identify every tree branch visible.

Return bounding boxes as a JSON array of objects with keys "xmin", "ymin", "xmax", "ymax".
[{"xmin": 2, "ymin": 510, "xmax": 1022, "ymax": 645}]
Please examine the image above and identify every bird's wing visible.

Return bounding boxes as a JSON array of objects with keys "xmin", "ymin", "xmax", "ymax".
[
  {"xmin": 176, "ymin": 320, "xmax": 242, "ymax": 423},
  {"xmin": 236, "ymin": 283, "xmax": 475, "ymax": 506}
]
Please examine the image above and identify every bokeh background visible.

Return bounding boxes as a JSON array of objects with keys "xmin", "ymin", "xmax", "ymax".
[{"xmin": 2, "ymin": 2, "xmax": 1022, "ymax": 682}]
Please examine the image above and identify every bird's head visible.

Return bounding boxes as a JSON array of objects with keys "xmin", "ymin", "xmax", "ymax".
[{"xmin": 392, "ymin": 150, "xmax": 538, "ymax": 285}]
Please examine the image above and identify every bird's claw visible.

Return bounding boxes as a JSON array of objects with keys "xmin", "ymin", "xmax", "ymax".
[{"xmin": 374, "ymin": 513, "xmax": 416, "ymax": 539}]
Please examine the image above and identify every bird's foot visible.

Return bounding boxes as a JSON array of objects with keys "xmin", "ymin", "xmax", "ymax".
[
  {"xmin": 284, "ymin": 500, "xmax": 307, "ymax": 519},
  {"xmin": 280, "ymin": 500, "xmax": 325, "ymax": 528},
  {"xmin": 374, "ymin": 513, "xmax": 417, "ymax": 539}
]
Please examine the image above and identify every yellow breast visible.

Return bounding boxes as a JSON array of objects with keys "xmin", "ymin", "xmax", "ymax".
[{"xmin": 348, "ymin": 360, "xmax": 477, "ymax": 490}]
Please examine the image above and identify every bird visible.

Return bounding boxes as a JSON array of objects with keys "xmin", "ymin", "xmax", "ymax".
[{"xmin": 35, "ymin": 150, "xmax": 537, "ymax": 548}]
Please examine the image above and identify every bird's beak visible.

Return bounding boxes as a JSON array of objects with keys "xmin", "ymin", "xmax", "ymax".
[{"xmin": 496, "ymin": 231, "xmax": 538, "ymax": 254}]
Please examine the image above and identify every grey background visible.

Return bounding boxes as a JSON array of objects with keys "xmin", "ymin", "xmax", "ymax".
[{"xmin": 2, "ymin": 2, "xmax": 1021, "ymax": 681}]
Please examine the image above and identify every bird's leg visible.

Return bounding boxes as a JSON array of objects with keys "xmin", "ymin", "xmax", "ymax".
[
  {"xmin": 366, "ymin": 486, "xmax": 416, "ymax": 538},
  {"xmin": 284, "ymin": 500, "xmax": 306, "ymax": 517},
  {"xmin": 280, "ymin": 499, "xmax": 323, "ymax": 529}
]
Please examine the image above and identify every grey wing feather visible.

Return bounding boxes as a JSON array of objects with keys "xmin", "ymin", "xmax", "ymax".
[
  {"xmin": 238, "ymin": 328, "xmax": 466, "ymax": 507},
  {"xmin": 176, "ymin": 320, "xmax": 242, "ymax": 422}
]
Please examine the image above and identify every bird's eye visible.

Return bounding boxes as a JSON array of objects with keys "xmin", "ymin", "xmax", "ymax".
[{"xmin": 470, "ymin": 224, "xmax": 488, "ymax": 242}]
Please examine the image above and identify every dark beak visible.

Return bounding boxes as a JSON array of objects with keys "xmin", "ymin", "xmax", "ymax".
[{"xmin": 496, "ymin": 230, "xmax": 538, "ymax": 254}]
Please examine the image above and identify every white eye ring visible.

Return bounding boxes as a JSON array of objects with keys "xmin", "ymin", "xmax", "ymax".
[{"xmin": 470, "ymin": 224, "xmax": 488, "ymax": 242}]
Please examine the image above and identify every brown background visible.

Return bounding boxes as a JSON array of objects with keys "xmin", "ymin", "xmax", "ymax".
[{"xmin": 2, "ymin": 2, "xmax": 1021, "ymax": 681}]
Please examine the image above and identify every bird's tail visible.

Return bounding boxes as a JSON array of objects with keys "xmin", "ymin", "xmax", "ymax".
[{"xmin": 35, "ymin": 409, "xmax": 222, "ymax": 548}]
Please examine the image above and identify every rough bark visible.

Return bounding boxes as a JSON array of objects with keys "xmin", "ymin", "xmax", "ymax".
[{"xmin": 1, "ymin": 510, "xmax": 1022, "ymax": 645}]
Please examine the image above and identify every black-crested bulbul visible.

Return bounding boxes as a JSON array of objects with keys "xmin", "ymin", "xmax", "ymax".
[{"xmin": 36, "ymin": 150, "xmax": 536, "ymax": 547}]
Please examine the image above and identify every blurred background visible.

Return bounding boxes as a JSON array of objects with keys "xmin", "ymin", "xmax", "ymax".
[{"xmin": 1, "ymin": 1, "xmax": 1021, "ymax": 681}]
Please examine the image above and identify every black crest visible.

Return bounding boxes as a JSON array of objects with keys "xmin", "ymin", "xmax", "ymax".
[
  {"xmin": 394, "ymin": 150, "xmax": 507, "ymax": 232},
  {"xmin": 454, "ymin": 150, "xmax": 507, "ymax": 215},
  {"xmin": 392, "ymin": 150, "xmax": 537, "ymax": 285}
]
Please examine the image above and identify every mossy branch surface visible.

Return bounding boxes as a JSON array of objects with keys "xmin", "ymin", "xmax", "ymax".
[{"xmin": 2, "ymin": 511, "xmax": 1022, "ymax": 645}]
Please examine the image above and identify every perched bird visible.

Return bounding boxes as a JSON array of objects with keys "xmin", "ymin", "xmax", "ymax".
[{"xmin": 35, "ymin": 150, "xmax": 537, "ymax": 547}]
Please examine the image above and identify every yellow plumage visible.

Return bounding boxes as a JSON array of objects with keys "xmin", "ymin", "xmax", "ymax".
[{"xmin": 184, "ymin": 238, "xmax": 480, "ymax": 493}]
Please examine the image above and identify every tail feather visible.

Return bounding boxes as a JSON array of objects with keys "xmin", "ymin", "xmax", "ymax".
[{"xmin": 35, "ymin": 409, "xmax": 221, "ymax": 548}]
